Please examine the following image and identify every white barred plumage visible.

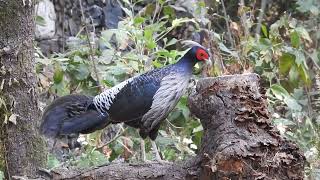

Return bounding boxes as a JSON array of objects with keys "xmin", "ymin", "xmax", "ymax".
[{"xmin": 93, "ymin": 77, "xmax": 134, "ymax": 113}]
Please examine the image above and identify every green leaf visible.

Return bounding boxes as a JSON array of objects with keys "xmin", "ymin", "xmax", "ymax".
[
  {"xmin": 35, "ymin": 15, "xmax": 46, "ymax": 26},
  {"xmin": 172, "ymin": 18, "xmax": 196, "ymax": 28},
  {"xmin": 163, "ymin": 6, "xmax": 176, "ymax": 18},
  {"xmin": 89, "ymin": 150, "xmax": 108, "ymax": 166},
  {"xmin": 98, "ymin": 49, "xmax": 115, "ymax": 64},
  {"xmin": 121, "ymin": 7, "xmax": 133, "ymax": 17},
  {"xmin": 293, "ymin": 51, "xmax": 306, "ymax": 66},
  {"xmin": 261, "ymin": 24, "xmax": 268, "ymax": 38},
  {"xmin": 192, "ymin": 125, "xmax": 203, "ymax": 133},
  {"xmin": 164, "ymin": 38, "xmax": 177, "ymax": 48},
  {"xmin": 133, "ymin": 17, "xmax": 145, "ymax": 26},
  {"xmin": 152, "ymin": 60, "xmax": 163, "ymax": 68},
  {"xmin": 297, "ymin": 64, "xmax": 311, "ymax": 85},
  {"xmin": 218, "ymin": 43, "xmax": 238, "ymax": 57},
  {"xmin": 296, "ymin": 0, "xmax": 319, "ymax": 15},
  {"xmin": 122, "ymin": 0, "xmax": 131, "ymax": 6},
  {"xmin": 73, "ymin": 55, "xmax": 83, "ymax": 63},
  {"xmin": 310, "ymin": 5, "xmax": 319, "ymax": 15},
  {"xmin": 108, "ymin": 65, "xmax": 127, "ymax": 76},
  {"xmin": 0, "ymin": 97, "xmax": 7, "ymax": 110},
  {"xmin": 145, "ymin": 4, "xmax": 156, "ymax": 16},
  {"xmin": 53, "ymin": 65, "xmax": 64, "ymax": 83},
  {"xmin": 288, "ymin": 65, "xmax": 299, "ymax": 87},
  {"xmin": 290, "ymin": 30, "xmax": 300, "ymax": 48},
  {"xmin": 279, "ymin": 53, "xmax": 295, "ymax": 75},
  {"xmin": 270, "ymin": 84, "xmax": 289, "ymax": 100},
  {"xmin": 75, "ymin": 148, "xmax": 108, "ymax": 168},
  {"xmin": 129, "ymin": 61, "xmax": 139, "ymax": 71},
  {"xmin": 144, "ymin": 28, "xmax": 153, "ymax": 41},
  {"xmin": 0, "ymin": 170, "xmax": 4, "ymax": 180},
  {"xmin": 47, "ymin": 154, "xmax": 60, "ymax": 169},
  {"xmin": 295, "ymin": 27, "xmax": 312, "ymax": 42},
  {"xmin": 283, "ymin": 96, "xmax": 302, "ymax": 111},
  {"xmin": 51, "ymin": 81, "xmax": 69, "ymax": 96},
  {"xmin": 74, "ymin": 64, "xmax": 90, "ymax": 80},
  {"xmin": 144, "ymin": 28, "xmax": 156, "ymax": 49},
  {"xmin": 272, "ymin": 118, "xmax": 296, "ymax": 126},
  {"xmin": 163, "ymin": 148, "xmax": 176, "ymax": 161},
  {"xmin": 270, "ymin": 84, "xmax": 302, "ymax": 111}
]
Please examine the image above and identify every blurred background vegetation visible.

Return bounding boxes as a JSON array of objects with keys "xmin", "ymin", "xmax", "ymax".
[{"xmin": 4, "ymin": 0, "xmax": 318, "ymax": 179}]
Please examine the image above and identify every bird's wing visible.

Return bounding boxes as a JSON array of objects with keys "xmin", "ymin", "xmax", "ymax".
[
  {"xmin": 141, "ymin": 72, "xmax": 190, "ymax": 132},
  {"xmin": 97, "ymin": 68, "xmax": 170, "ymax": 123}
]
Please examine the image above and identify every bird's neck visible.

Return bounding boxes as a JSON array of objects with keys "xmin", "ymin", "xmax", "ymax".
[{"xmin": 175, "ymin": 56, "xmax": 197, "ymax": 71}]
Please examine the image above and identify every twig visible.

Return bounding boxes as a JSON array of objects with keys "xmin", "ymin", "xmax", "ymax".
[
  {"xmin": 96, "ymin": 126, "xmax": 128, "ymax": 150},
  {"xmin": 60, "ymin": 5, "xmax": 66, "ymax": 53},
  {"xmin": 220, "ymin": 0, "xmax": 241, "ymax": 67},
  {"xmin": 239, "ymin": 0, "xmax": 249, "ymax": 39},
  {"xmin": 166, "ymin": 119, "xmax": 183, "ymax": 129},
  {"xmin": 304, "ymin": 50, "xmax": 320, "ymax": 70},
  {"xmin": 220, "ymin": 0, "xmax": 236, "ymax": 49},
  {"xmin": 255, "ymin": 0, "xmax": 267, "ymax": 40},
  {"xmin": 151, "ymin": 1, "xmax": 160, "ymax": 24},
  {"xmin": 79, "ymin": 0, "xmax": 102, "ymax": 92},
  {"xmin": 117, "ymin": 139, "xmax": 133, "ymax": 155}
]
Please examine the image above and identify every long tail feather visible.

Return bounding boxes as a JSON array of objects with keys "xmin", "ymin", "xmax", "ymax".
[{"xmin": 40, "ymin": 94, "xmax": 110, "ymax": 138}]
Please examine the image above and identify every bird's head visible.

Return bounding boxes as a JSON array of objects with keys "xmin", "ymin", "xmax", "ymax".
[
  {"xmin": 180, "ymin": 40, "xmax": 210, "ymax": 63},
  {"xmin": 190, "ymin": 46, "xmax": 210, "ymax": 61}
]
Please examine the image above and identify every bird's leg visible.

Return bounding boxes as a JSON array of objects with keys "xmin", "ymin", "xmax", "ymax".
[
  {"xmin": 151, "ymin": 140, "xmax": 162, "ymax": 162},
  {"xmin": 140, "ymin": 139, "xmax": 147, "ymax": 162}
]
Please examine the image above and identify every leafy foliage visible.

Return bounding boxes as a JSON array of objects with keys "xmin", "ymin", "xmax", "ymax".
[
  {"xmin": 0, "ymin": 170, "xmax": 3, "ymax": 180},
  {"xmin": 206, "ymin": 0, "xmax": 319, "ymax": 177}
]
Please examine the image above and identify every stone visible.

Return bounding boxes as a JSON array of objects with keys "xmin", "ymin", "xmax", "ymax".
[
  {"xmin": 102, "ymin": 0, "xmax": 123, "ymax": 29},
  {"xmin": 35, "ymin": 0, "xmax": 57, "ymax": 40}
]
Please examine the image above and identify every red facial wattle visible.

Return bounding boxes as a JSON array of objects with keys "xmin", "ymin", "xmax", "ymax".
[{"xmin": 196, "ymin": 48, "xmax": 209, "ymax": 61}]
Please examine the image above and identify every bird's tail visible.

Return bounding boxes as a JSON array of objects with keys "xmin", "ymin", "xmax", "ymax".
[{"xmin": 40, "ymin": 94, "xmax": 109, "ymax": 138}]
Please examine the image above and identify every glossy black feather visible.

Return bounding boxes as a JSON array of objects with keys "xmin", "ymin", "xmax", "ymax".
[
  {"xmin": 108, "ymin": 67, "xmax": 174, "ymax": 123},
  {"xmin": 40, "ymin": 94, "xmax": 109, "ymax": 137}
]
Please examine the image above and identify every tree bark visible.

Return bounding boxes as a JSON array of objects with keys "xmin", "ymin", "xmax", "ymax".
[
  {"xmin": 0, "ymin": 0, "xmax": 46, "ymax": 178},
  {"xmin": 51, "ymin": 74, "xmax": 305, "ymax": 180}
]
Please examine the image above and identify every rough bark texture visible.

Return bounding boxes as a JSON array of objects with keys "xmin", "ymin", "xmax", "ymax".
[
  {"xmin": 188, "ymin": 74, "xmax": 305, "ymax": 179},
  {"xmin": 50, "ymin": 163, "xmax": 190, "ymax": 180},
  {"xmin": 51, "ymin": 74, "xmax": 305, "ymax": 180},
  {"xmin": 0, "ymin": 0, "xmax": 47, "ymax": 178}
]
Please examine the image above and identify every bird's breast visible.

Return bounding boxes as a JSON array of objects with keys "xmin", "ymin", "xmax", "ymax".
[{"xmin": 141, "ymin": 71, "xmax": 192, "ymax": 131}]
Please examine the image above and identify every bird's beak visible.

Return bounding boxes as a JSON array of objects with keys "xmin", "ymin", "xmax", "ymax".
[{"xmin": 205, "ymin": 57, "xmax": 212, "ymax": 66}]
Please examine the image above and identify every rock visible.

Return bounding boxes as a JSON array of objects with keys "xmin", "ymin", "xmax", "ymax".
[
  {"xmin": 87, "ymin": 5, "xmax": 104, "ymax": 26},
  {"xmin": 102, "ymin": 0, "xmax": 123, "ymax": 29},
  {"xmin": 37, "ymin": 39, "xmax": 61, "ymax": 56},
  {"xmin": 35, "ymin": 0, "xmax": 56, "ymax": 40},
  {"xmin": 66, "ymin": 36, "xmax": 86, "ymax": 49}
]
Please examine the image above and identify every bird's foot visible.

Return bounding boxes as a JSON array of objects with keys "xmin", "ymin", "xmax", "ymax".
[{"xmin": 151, "ymin": 140, "xmax": 171, "ymax": 164}]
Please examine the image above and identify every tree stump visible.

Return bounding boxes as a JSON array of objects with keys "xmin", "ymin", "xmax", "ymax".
[
  {"xmin": 48, "ymin": 74, "xmax": 305, "ymax": 180},
  {"xmin": 188, "ymin": 73, "xmax": 305, "ymax": 179}
]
